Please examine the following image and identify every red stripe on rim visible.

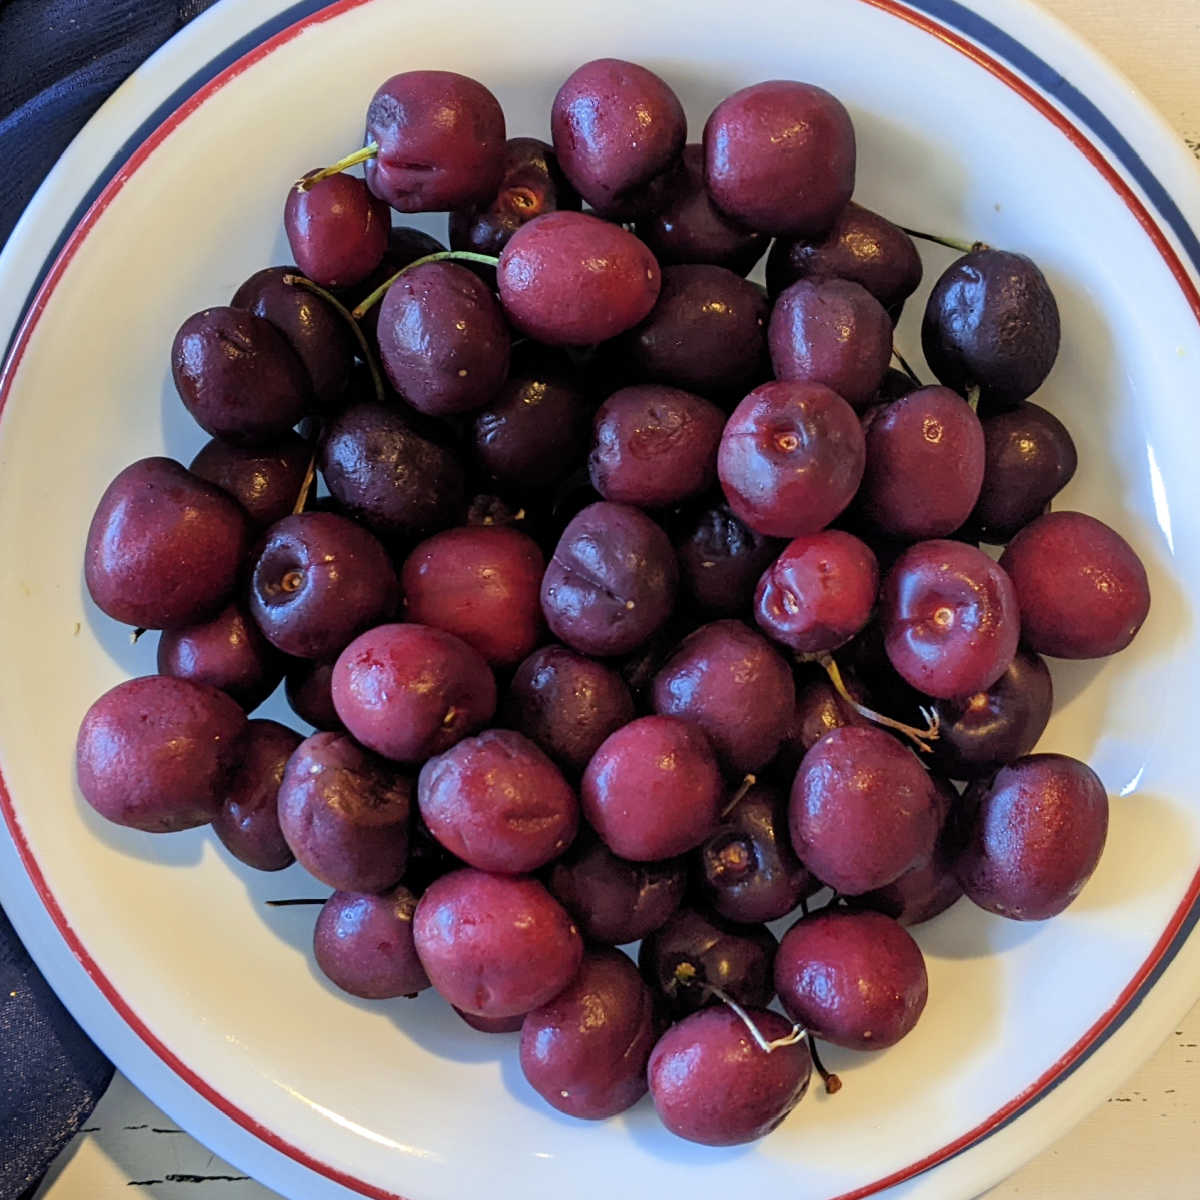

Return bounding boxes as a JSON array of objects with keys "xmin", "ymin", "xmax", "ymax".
[{"xmin": 0, "ymin": 0, "xmax": 1197, "ymax": 1197}]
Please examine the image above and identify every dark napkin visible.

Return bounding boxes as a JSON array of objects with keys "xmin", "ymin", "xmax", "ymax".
[
  {"xmin": 1, "ymin": 2, "xmax": 218, "ymax": 1194},
  {"xmin": 0, "ymin": 0, "xmax": 217, "ymax": 248}
]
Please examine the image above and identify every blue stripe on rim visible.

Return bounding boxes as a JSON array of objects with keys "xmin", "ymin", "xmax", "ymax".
[{"xmin": 4, "ymin": 0, "xmax": 1200, "ymax": 1178}]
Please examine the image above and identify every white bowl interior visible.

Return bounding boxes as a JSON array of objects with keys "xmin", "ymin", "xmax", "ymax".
[{"xmin": 1, "ymin": 0, "xmax": 1198, "ymax": 1197}]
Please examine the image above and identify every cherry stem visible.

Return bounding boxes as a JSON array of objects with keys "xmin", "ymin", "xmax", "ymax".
[
  {"xmin": 721, "ymin": 773, "xmax": 757, "ymax": 818},
  {"xmin": 686, "ymin": 972, "xmax": 808, "ymax": 1055},
  {"xmin": 966, "ymin": 384, "xmax": 981, "ymax": 413},
  {"xmin": 808, "ymin": 1038, "xmax": 843, "ymax": 1095},
  {"xmin": 282, "ymin": 274, "xmax": 385, "ymax": 405},
  {"xmin": 295, "ymin": 142, "xmax": 379, "ymax": 191},
  {"xmin": 892, "ymin": 347, "xmax": 922, "ymax": 385},
  {"xmin": 265, "ymin": 898, "xmax": 326, "ymax": 907},
  {"xmin": 901, "ymin": 227, "xmax": 986, "ymax": 255},
  {"xmin": 350, "ymin": 251, "xmax": 500, "ymax": 319},
  {"xmin": 810, "ymin": 653, "xmax": 939, "ymax": 754},
  {"xmin": 292, "ymin": 444, "xmax": 318, "ymax": 516}
]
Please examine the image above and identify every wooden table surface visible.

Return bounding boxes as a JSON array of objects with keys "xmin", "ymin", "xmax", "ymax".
[{"xmin": 31, "ymin": 1, "xmax": 1200, "ymax": 1196}]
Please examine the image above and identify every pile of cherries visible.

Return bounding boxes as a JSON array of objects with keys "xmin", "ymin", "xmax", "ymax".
[{"xmin": 76, "ymin": 61, "xmax": 1150, "ymax": 1147}]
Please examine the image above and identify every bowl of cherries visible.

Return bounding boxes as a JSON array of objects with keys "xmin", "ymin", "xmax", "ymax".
[{"xmin": 0, "ymin": 3, "xmax": 1196, "ymax": 1198}]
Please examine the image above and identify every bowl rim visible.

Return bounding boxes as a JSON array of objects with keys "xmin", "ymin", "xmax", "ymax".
[{"xmin": 1, "ymin": 1, "xmax": 1199, "ymax": 1197}]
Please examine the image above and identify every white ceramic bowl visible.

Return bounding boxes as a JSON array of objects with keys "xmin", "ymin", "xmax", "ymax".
[{"xmin": 2, "ymin": 1, "xmax": 1199, "ymax": 1197}]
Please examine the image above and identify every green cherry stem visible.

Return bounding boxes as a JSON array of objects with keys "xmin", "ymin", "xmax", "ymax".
[
  {"xmin": 350, "ymin": 250, "xmax": 500, "ymax": 320},
  {"xmin": 901, "ymin": 227, "xmax": 987, "ymax": 255},
  {"xmin": 292, "ymin": 444, "xmax": 319, "ymax": 516},
  {"xmin": 281, "ymin": 273, "xmax": 386, "ymax": 405},
  {"xmin": 805, "ymin": 652, "xmax": 940, "ymax": 754},
  {"xmin": 966, "ymin": 384, "xmax": 981, "ymax": 413},
  {"xmin": 295, "ymin": 143, "xmax": 380, "ymax": 191}
]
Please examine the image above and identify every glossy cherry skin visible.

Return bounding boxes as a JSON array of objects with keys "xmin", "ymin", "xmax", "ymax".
[
  {"xmin": 639, "ymin": 905, "xmax": 777, "ymax": 1019},
  {"xmin": 211, "ymin": 719, "xmax": 300, "ymax": 871},
  {"xmin": 634, "ymin": 144, "xmax": 768, "ymax": 276},
  {"xmin": 314, "ymin": 886, "xmax": 430, "ymax": 999},
  {"xmin": 880, "ymin": 539, "xmax": 1021, "ymax": 699},
  {"xmin": 766, "ymin": 202, "xmax": 923, "ymax": 316},
  {"xmin": 417, "ymin": 730, "xmax": 578, "ymax": 874},
  {"xmin": 768, "ymin": 664, "xmax": 870, "ymax": 783},
  {"xmin": 318, "ymin": 401, "xmax": 466, "ymax": 544},
  {"xmin": 971, "ymin": 402, "xmax": 1077, "ymax": 543},
  {"xmin": 704, "ymin": 80, "xmax": 855, "ymax": 237},
  {"xmin": 620, "ymin": 265, "xmax": 769, "ymax": 400},
  {"xmin": 84, "ymin": 457, "xmax": 250, "ymax": 630},
  {"xmin": 582, "ymin": 716, "xmax": 723, "ymax": 861},
  {"xmin": 332, "ymin": 623, "xmax": 497, "ymax": 764},
  {"xmin": 541, "ymin": 502, "xmax": 678, "ymax": 658},
  {"xmin": 775, "ymin": 908, "xmax": 928, "ymax": 1050},
  {"xmin": 588, "ymin": 385, "xmax": 725, "ymax": 509},
  {"xmin": 857, "ymin": 386, "xmax": 986, "ymax": 540},
  {"xmin": 551, "ymin": 58, "xmax": 685, "ymax": 217},
  {"xmin": 377, "ymin": 262, "xmax": 510, "ymax": 416},
  {"xmin": 248, "ymin": 512, "xmax": 400, "ymax": 661},
  {"xmin": 718, "ymin": 381, "xmax": 866, "ymax": 538},
  {"xmin": 648, "ymin": 1006, "xmax": 812, "ymax": 1147},
  {"xmin": 363, "ymin": 70, "xmax": 506, "ymax": 212},
  {"xmin": 346, "ymin": 225, "xmax": 447, "ymax": 343},
  {"xmin": 504, "ymin": 645, "xmax": 636, "ymax": 776},
  {"xmin": 76, "ymin": 675, "xmax": 246, "ymax": 833},
  {"xmin": 790, "ymin": 725, "xmax": 940, "ymax": 895},
  {"xmin": 471, "ymin": 348, "xmax": 591, "ymax": 491},
  {"xmin": 674, "ymin": 503, "xmax": 783, "ymax": 618},
  {"xmin": 190, "ymin": 433, "xmax": 313, "ymax": 530},
  {"xmin": 402, "ymin": 526, "xmax": 545, "ymax": 669},
  {"xmin": 546, "ymin": 832, "xmax": 686, "ymax": 945},
  {"xmin": 769, "ymin": 278, "xmax": 893, "ymax": 410},
  {"xmin": 455, "ymin": 1009, "xmax": 525, "ymax": 1034},
  {"xmin": 284, "ymin": 659, "xmax": 342, "ymax": 731},
  {"xmin": 231, "ymin": 268, "xmax": 354, "ymax": 410},
  {"xmin": 157, "ymin": 601, "xmax": 283, "ymax": 712},
  {"xmin": 497, "ymin": 212, "xmax": 661, "ymax": 346},
  {"xmin": 413, "ymin": 870, "xmax": 583, "ymax": 1018},
  {"xmin": 520, "ymin": 947, "xmax": 658, "ymax": 1120},
  {"xmin": 929, "ymin": 647, "xmax": 1053, "ymax": 780},
  {"xmin": 276, "ymin": 731, "xmax": 410, "ymax": 892},
  {"xmin": 450, "ymin": 137, "xmax": 581, "ymax": 255},
  {"xmin": 861, "ymin": 776, "xmax": 964, "ymax": 926},
  {"xmin": 651, "ymin": 619, "xmax": 796, "ymax": 773},
  {"xmin": 754, "ymin": 531, "xmax": 879, "ymax": 654},
  {"xmin": 922, "ymin": 249, "xmax": 1061, "ymax": 408},
  {"xmin": 956, "ymin": 754, "xmax": 1108, "ymax": 920},
  {"xmin": 171, "ymin": 307, "xmax": 311, "ymax": 445},
  {"xmin": 697, "ymin": 783, "xmax": 814, "ymax": 924},
  {"xmin": 1000, "ymin": 511, "xmax": 1150, "ymax": 659},
  {"xmin": 284, "ymin": 171, "xmax": 390, "ymax": 288}
]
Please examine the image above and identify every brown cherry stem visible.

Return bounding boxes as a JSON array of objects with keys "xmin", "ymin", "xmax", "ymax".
[
  {"xmin": 294, "ymin": 142, "xmax": 379, "ymax": 191},
  {"xmin": 891, "ymin": 347, "xmax": 922, "ymax": 386},
  {"xmin": 721, "ymin": 773, "xmax": 757, "ymax": 818},
  {"xmin": 809, "ymin": 653, "xmax": 939, "ymax": 754},
  {"xmin": 900, "ymin": 227, "xmax": 987, "ymax": 256},
  {"xmin": 808, "ymin": 1037, "xmax": 843, "ymax": 1095},
  {"xmin": 292, "ymin": 444, "xmax": 319, "ymax": 516},
  {"xmin": 350, "ymin": 250, "xmax": 500, "ymax": 319},
  {"xmin": 282, "ymin": 273, "xmax": 386, "ymax": 405},
  {"xmin": 265, "ymin": 898, "xmax": 327, "ymax": 907}
]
